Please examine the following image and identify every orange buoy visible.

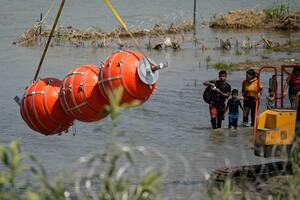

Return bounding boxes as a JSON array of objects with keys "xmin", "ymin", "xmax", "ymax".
[
  {"xmin": 98, "ymin": 50, "xmax": 159, "ymax": 104},
  {"xmin": 60, "ymin": 64, "xmax": 108, "ymax": 122},
  {"xmin": 20, "ymin": 78, "xmax": 74, "ymax": 135}
]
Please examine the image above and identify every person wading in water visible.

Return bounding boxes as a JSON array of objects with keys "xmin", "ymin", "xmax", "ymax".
[
  {"xmin": 284, "ymin": 68, "xmax": 300, "ymax": 107},
  {"xmin": 203, "ymin": 70, "xmax": 231, "ymax": 129},
  {"xmin": 242, "ymin": 69, "xmax": 263, "ymax": 127}
]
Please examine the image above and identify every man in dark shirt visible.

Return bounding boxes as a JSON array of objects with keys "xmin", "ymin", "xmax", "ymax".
[
  {"xmin": 203, "ymin": 70, "xmax": 231, "ymax": 129},
  {"xmin": 226, "ymin": 89, "xmax": 244, "ymax": 129}
]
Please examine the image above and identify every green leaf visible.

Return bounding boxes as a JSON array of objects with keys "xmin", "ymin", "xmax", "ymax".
[
  {"xmin": 140, "ymin": 171, "xmax": 161, "ymax": 188},
  {"xmin": 26, "ymin": 191, "xmax": 41, "ymax": 200},
  {"xmin": 0, "ymin": 172, "xmax": 9, "ymax": 184},
  {"xmin": 0, "ymin": 146, "xmax": 9, "ymax": 166},
  {"xmin": 122, "ymin": 100, "xmax": 141, "ymax": 109},
  {"xmin": 16, "ymin": 164, "xmax": 32, "ymax": 174},
  {"xmin": 11, "ymin": 153, "xmax": 21, "ymax": 169},
  {"xmin": 9, "ymin": 140, "xmax": 21, "ymax": 168}
]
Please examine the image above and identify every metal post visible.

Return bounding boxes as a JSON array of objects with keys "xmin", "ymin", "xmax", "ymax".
[
  {"xmin": 39, "ymin": 12, "xmax": 43, "ymax": 35},
  {"xmin": 281, "ymin": 67, "xmax": 284, "ymax": 108},
  {"xmin": 193, "ymin": 0, "xmax": 196, "ymax": 36}
]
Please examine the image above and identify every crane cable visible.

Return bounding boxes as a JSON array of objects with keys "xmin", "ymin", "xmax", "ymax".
[
  {"xmin": 103, "ymin": 0, "xmax": 150, "ymax": 61},
  {"xmin": 33, "ymin": 0, "xmax": 153, "ymax": 81},
  {"xmin": 33, "ymin": 0, "xmax": 65, "ymax": 81}
]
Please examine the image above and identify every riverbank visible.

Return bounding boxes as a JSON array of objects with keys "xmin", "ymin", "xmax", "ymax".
[
  {"xmin": 209, "ymin": 8, "xmax": 300, "ymax": 30},
  {"xmin": 213, "ymin": 58, "xmax": 300, "ymax": 71}
]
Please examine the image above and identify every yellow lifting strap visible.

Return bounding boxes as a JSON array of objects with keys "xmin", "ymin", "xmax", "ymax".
[{"xmin": 103, "ymin": 0, "xmax": 140, "ymax": 50}]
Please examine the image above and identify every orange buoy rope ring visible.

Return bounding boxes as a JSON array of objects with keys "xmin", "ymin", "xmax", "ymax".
[
  {"xmin": 60, "ymin": 64, "xmax": 108, "ymax": 122},
  {"xmin": 98, "ymin": 50, "xmax": 159, "ymax": 105},
  {"xmin": 20, "ymin": 78, "xmax": 74, "ymax": 135}
]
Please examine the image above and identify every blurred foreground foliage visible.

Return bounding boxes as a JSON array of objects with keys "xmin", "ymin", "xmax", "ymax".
[
  {"xmin": 0, "ymin": 87, "xmax": 161, "ymax": 200},
  {"xmin": 3, "ymin": 88, "xmax": 300, "ymax": 199}
]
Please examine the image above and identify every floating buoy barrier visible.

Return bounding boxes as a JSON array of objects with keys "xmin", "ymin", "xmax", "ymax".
[
  {"xmin": 20, "ymin": 78, "xmax": 74, "ymax": 135},
  {"xmin": 60, "ymin": 64, "xmax": 108, "ymax": 122},
  {"xmin": 16, "ymin": 0, "xmax": 168, "ymax": 135},
  {"xmin": 17, "ymin": 50, "xmax": 167, "ymax": 135},
  {"xmin": 99, "ymin": 50, "xmax": 159, "ymax": 105}
]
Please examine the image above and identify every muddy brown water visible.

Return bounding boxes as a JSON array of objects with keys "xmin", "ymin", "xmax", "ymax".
[{"xmin": 1, "ymin": 0, "xmax": 300, "ymax": 198}]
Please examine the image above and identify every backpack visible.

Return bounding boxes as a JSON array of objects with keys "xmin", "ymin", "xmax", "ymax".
[
  {"xmin": 203, "ymin": 86, "xmax": 212, "ymax": 104},
  {"xmin": 290, "ymin": 74, "xmax": 300, "ymax": 86}
]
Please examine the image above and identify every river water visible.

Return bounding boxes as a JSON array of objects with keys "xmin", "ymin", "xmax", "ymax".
[{"xmin": 1, "ymin": 0, "xmax": 300, "ymax": 198}]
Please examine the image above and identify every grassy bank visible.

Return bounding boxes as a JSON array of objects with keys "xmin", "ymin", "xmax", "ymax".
[
  {"xmin": 213, "ymin": 58, "xmax": 300, "ymax": 71},
  {"xmin": 272, "ymin": 39, "xmax": 300, "ymax": 52},
  {"xmin": 209, "ymin": 3, "xmax": 300, "ymax": 30}
]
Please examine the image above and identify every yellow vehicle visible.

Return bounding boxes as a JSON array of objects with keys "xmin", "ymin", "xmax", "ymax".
[{"xmin": 254, "ymin": 64, "xmax": 300, "ymax": 157}]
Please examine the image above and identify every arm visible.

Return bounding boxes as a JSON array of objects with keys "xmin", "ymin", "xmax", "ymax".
[
  {"xmin": 268, "ymin": 95, "xmax": 275, "ymax": 101},
  {"xmin": 225, "ymin": 101, "xmax": 229, "ymax": 111},
  {"xmin": 242, "ymin": 81, "xmax": 246, "ymax": 97},
  {"xmin": 239, "ymin": 100, "xmax": 244, "ymax": 112},
  {"xmin": 215, "ymin": 84, "xmax": 231, "ymax": 98},
  {"xmin": 283, "ymin": 75, "xmax": 291, "ymax": 91},
  {"xmin": 258, "ymin": 81, "xmax": 263, "ymax": 95},
  {"xmin": 203, "ymin": 80, "xmax": 215, "ymax": 87},
  {"xmin": 215, "ymin": 89, "xmax": 230, "ymax": 98},
  {"xmin": 225, "ymin": 100, "xmax": 230, "ymax": 113}
]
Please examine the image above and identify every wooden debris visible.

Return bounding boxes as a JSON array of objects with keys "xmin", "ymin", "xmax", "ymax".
[
  {"xmin": 211, "ymin": 161, "xmax": 292, "ymax": 183},
  {"xmin": 16, "ymin": 20, "xmax": 193, "ymax": 48}
]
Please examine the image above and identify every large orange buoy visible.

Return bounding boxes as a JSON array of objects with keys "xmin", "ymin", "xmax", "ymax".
[
  {"xmin": 98, "ymin": 50, "xmax": 159, "ymax": 104},
  {"xmin": 20, "ymin": 78, "xmax": 74, "ymax": 135},
  {"xmin": 60, "ymin": 64, "xmax": 108, "ymax": 122}
]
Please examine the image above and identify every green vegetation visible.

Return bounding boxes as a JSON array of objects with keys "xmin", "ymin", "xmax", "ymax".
[
  {"xmin": 272, "ymin": 39, "xmax": 300, "ymax": 52},
  {"xmin": 235, "ymin": 50, "xmax": 243, "ymax": 56},
  {"xmin": 213, "ymin": 62, "xmax": 234, "ymax": 70},
  {"xmin": 0, "ymin": 87, "xmax": 161, "ymax": 200},
  {"xmin": 265, "ymin": 3, "xmax": 289, "ymax": 20},
  {"xmin": 4, "ymin": 88, "xmax": 300, "ymax": 199},
  {"xmin": 205, "ymin": 55, "xmax": 212, "ymax": 66},
  {"xmin": 210, "ymin": 58, "xmax": 300, "ymax": 71},
  {"xmin": 209, "ymin": 4, "xmax": 299, "ymax": 30}
]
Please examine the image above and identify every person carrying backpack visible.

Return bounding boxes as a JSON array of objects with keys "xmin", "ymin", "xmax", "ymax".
[{"xmin": 203, "ymin": 70, "xmax": 231, "ymax": 129}]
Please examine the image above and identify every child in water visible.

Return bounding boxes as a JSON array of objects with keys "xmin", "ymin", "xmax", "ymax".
[
  {"xmin": 267, "ymin": 74, "xmax": 276, "ymax": 109},
  {"xmin": 226, "ymin": 89, "xmax": 244, "ymax": 129},
  {"xmin": 266, "ymin": 90, "xmax": 275, "ymax": 109}
]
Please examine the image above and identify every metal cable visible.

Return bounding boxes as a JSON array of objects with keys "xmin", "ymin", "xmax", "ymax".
[
  {"xmin": 33, "ymin": 0, "xmax": 65, "ymax": 81},
  {"xmin": 103, "ymin": 0, "xmax": 154, "ymax": 65}
]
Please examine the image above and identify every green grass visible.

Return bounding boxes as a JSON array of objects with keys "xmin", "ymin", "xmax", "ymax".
[
  {"xmin": 265, "ymin": 3, "xmax": 289, "ymax": 20},
  {"xmin": 205, "ymin": 55, "xmax": 212, "ymax": 66},
  {"xmin": 272, "ymin": 39, "xmax": 300, "ymax": 52},
  {"xmin": 235, "ymin": 50, "xmax": 243, "ymax": 56},
  {"xmin": 213, "ymin": 62, "xmax": 234, "ymax": 70}
]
